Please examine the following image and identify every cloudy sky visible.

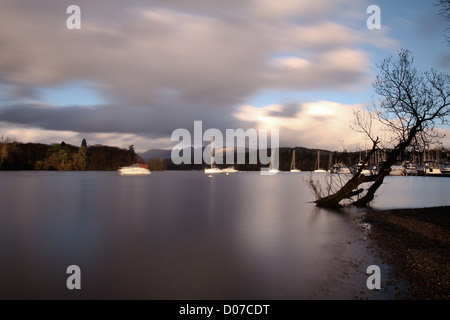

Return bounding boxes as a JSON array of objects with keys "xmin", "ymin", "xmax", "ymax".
[{"xmin": 0, "ymin": 0, "xmax": 449, "ymax": 152}]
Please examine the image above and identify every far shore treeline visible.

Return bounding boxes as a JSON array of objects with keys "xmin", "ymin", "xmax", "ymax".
[
  {"xmin": 0, "ymin": 137, "xmax": 449, "ymax": 172},
  {"xmin": 0, "ymin": 138, "xmax": 142, "ymax": 171}
]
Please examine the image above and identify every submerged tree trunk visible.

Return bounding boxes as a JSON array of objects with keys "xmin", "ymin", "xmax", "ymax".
[
  {"xmin": 315, "ymin": 126, "xmax": 420, "ymax": 208},
  {"xmin": 311, "ymin": 50, "xmax": 450, "ymax": 208},
  {"xmin": 314, "ymin": 139, "xmax": 379, "ymax": 208}
]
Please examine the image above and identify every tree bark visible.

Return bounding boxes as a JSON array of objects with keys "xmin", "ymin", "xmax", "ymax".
[
  {"xmin": 315, "ymin": 140, "xmax": 379, "ymax": 208},
  {"xmin": 315, "ymin": 125, "xmax": 420, "ymax": 208}
]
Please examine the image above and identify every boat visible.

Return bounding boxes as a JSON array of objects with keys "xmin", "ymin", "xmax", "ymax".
[
  {"xmin": 354, "ymin": 161, "xmax": 372, "ymax": 176},
  {"xmin": 261, "ymin": 148, "xmax": 280, "ymax": 174},
  {"xmin": 389, "ymin": 165, "xmax": 405, "ymax": 176},
  {"xmin": 370, "ymin": 165, "xmax": 380, "ymax": 176},
  {"xmin": 204, "ymin": 167, "xmax": 222, "ymax": 174},
  {"xmin": 404, "ymin": 162, "xmax": 418, "ymax": 176},
  {"xmin": 416, "ymin": 164, "xmax": 425, "ymax": 175},
  {"xmin": 440, "ymin": 162, "xmax": 450, "ymax": 174},
  {"xmin": 423, "ymin": 161, "xmax": 442, "ymax": 175},
  {"xmin": 118, "ymin": 164, "xmax": 151, "ymax": 175},
  {"xmin": 204, "ymin": 137, "xmax": 236, "ymax": 174},
  {"xmin": 331, "ymin": 163, "xmax": 351, "ymax": 174},
  {"xmin": 268, "ymin": 161, "xmax": 279, "ymax": 174},
  {"xmin": 204, "ymin": 137, "xmax": 220, "ymax": 174},
  {"xmin": 314, "ymin": 150, "xmax": 327, "ymax": 173},
  {"xmin": 204, "ymin": 148, "xmax": 222, "ymax": 173},
  {"xmin": 221, "ymin": 167, "xmax": 239, "ymax": 173},
  {"xmin": 290, "ymin": 150, "xmax": 301, "ymax": 172}
]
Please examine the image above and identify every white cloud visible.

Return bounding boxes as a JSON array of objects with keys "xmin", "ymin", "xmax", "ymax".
[
  {"xmin": 0, "ymin": 0, "xmax": 398, "ymax": 149},
  {"xmin": 234, "ymin": 101, "xmax": 367, "ymax": 150},
  {"xmin": 234, "ymin": 101, "xmax": 450, "ymax": 151},
  {"xmin": 272, "ymin": 56, "xmax": 312, "ymax": 70}
]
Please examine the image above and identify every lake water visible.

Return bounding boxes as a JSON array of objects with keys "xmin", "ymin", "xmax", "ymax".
[{"xmin": 0, "ymin": 171, "xmax": 448, "ymax": 299}]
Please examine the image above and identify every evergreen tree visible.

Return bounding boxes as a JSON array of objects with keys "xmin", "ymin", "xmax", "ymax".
[
  {"xmin": 76, "ymin": 138, "xmax": 88, "ymax": 170},
  {"xmin": 128, "ymin": 145, "xmax": 136, "ymax": 165}
]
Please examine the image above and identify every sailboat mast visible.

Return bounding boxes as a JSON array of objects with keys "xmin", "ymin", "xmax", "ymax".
[
  {"xmin": 291, "ymin": 150, "xmax": 295, "ymax": 170},
  {"xmin": 317, "ymin": 150, "xmax": 320, "ymax": 170},
  {"xmin": 328, "ymin": 153, "xmax": 332, "ymax": 171},
  {"xmin": 211, "ymin": 136, "xmax": 215, "ymax": 169}
]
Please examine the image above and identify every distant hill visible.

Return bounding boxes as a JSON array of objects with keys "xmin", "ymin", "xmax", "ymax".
[
  {"xmin": 139, "ymin": 147, "xmax": 245, "ymax": 162},
  {"xmin": 139, "ymin": 149, "xmax": 172, "ymax": 161},
  {"xmin": 139, "ymin": 146, "xmax": 354, "ymax": 171},
  {"xmin": 140, "ymin": 146, "xmax": 328, "ymax": 161}
]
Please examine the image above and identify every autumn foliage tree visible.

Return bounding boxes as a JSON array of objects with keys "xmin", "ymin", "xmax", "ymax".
[
  {"xmin": 44, "ymin": 142, "xmax": 75, "ymax": 171},
  {"xmin": 147, "ymin": 157, "xmax": 166, "ymax": 171},
  {"xmin": 0, "ymin": 136, "xmax": 19, "ymax": 169}
]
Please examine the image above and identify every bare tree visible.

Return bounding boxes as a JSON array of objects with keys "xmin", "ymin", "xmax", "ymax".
[{"xmin": 312, "ymin": 49, "xmax": 450, "ymax": 208}]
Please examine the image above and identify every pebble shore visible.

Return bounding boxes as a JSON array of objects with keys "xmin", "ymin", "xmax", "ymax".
[{"xmin": 363, "ymin": 206, "xmax": 450, "ymax": 300}]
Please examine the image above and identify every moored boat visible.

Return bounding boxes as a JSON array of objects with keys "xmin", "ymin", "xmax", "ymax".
[
  {"xmin": 221, "ymin": 167, "xmax": 239, "ymax": 173},
  {"xmin": 390, "ymin": 165, "xmax": 405, "ymax": 176},
  {"xmin": 314, "ymin": 150, "xmax": 326, "ymax": 173},
  {"xmin": 331, "ymin": 163, "xmax": 351, "ymax": 174},
  {"xmin": 424, "ymin": 161, "xmax": 441, "ymax": 175},
  {"xmin": 440, "ymin": 162, "xmax": 450, "ymax": 174},
  {"xmin": 290, "ymin": 150, "xmax": 301, "ymax": 172},
  {"xmin": 119, "ymin": 164, "xmax": 151, "ymax": 175},
  {"xmin": 404, "ymin": 162, "xmax": 418, "ymax": 176}
]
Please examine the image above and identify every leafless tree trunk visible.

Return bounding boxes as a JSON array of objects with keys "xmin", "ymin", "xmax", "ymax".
[{"xmin": 312, "ymin": 49, "xmax": 450, "ymax": 208}]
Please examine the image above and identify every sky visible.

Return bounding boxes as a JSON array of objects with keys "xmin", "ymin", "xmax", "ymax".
[{"xmin": 0, "ymin": 0, "xmax": 449, "ymax": 152}]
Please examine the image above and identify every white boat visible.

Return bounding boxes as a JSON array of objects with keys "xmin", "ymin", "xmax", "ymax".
[
  {"xmin": 314, "ymin": 150, "xmax": 327, "ymax": 173},
  {"xmin": 390, "ymin": 165, "xmax": 404, "ymax": 176},
  {"xmin": 404, "ymin": 162, "xmax": 418, "ymax": 176},
  {"xmin": 267, "ymin": 159, "xmax": 279, "ymax": 174},
  {"xmin": 290, "ymin": 150, "xmax": 301, "ymax": 172},
  {"xmin": 331, "ymin": 163, "xmax": 351, "ymax": 174},
  {"xmin": 204, "ymin": 167, "xmax": 222, "ymax": 174},
  {"xmin": 261, "ymin": 147, "xmax": 280, "ymax": 174},
  {"xmin": 119, "ymin": 165, "xmax": 151, "ymax": 175},
  {"xmin": 221, "ymin": 167, "xmax": 239, "ymax": 173},
  {"xmin": 204, "ymin": 136, "xmax": 230, "ymax": 174},
  {"xmin": 424, "ymin": 161, "xmax": 441, "ymax": 175},
  {"xmin": 355, "ymin": 161, "xmax": 372, "ymax": 176}
]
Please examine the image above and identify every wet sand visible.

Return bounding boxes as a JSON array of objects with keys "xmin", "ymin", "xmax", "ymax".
[{"xmin": 363, "ymin": 206, "xmax": 450, "ymax": 300}]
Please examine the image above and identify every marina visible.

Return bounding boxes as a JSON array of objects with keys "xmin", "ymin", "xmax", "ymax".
[{"xmin": 0, "ymin": 0, "xmax": 448, "ymax": 303}]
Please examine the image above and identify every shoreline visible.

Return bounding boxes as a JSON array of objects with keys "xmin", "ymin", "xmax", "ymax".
[{"xmin": 362, "ymin": 206, "xmax": 450, "ymax": 300}]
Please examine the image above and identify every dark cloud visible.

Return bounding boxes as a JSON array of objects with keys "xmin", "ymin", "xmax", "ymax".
[
  {"xmin": 0, "ymin": 0, "xmax": 388, "ymax": 149},
  {"xmin": 268, "ymin": 103, "xmax": 303, "ymax": 118},
  {"xmin": 0, "ymin": 101, "xmax": 252, "ymax": 138}
]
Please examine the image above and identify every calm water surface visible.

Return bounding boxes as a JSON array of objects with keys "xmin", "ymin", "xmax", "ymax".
[{"xmin": 0, "ymin": 171, "xmax": 448, "ymax": 299}]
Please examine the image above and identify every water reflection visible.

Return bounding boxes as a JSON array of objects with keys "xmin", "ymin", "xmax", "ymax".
[{"xmin": 0, "ymin": 171, "xmax": 448, "ymax": 299}]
